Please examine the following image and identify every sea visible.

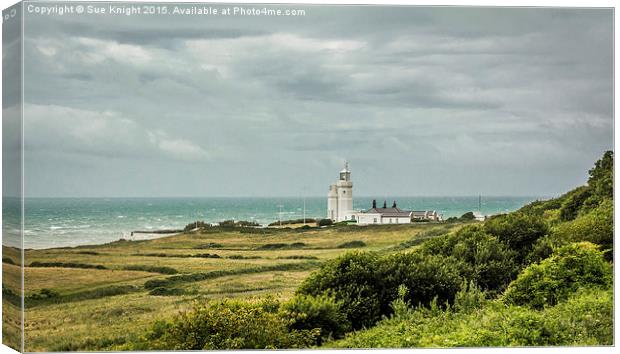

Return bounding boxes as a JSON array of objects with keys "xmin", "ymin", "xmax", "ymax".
[{"xmin": 2, "ymin": 196, "xmax": 546, "ymax": 249}]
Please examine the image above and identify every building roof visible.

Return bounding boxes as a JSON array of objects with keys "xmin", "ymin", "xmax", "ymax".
[{"xmin": 365, "ymin": 207, "xmax": 412, "ymax": 217}]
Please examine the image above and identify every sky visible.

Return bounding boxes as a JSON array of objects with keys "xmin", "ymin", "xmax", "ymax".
[{"xmin": 5, "ymin": 3, "xmax": 613, "ymax": 197}]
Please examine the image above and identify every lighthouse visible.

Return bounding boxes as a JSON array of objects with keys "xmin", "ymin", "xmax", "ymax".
[{"xmin": 327, "ymin": 162, "xmax": 354, "ymax": 222}]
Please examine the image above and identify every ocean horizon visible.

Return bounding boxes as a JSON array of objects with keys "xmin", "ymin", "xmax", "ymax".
[{"xmin": 2, "ymin": 196, "xmax": 549, "ymax": 249}]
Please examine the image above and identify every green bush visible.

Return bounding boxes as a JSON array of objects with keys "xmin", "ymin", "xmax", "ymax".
[
  {"xmin": 380, "ymin": 251, "xmax": 463, "ymax": 309},
  {"xmin": 420, "ymin": 226, "xmax": 518, "ymax": 293},
  {"xmin": 281, "ymin": 294, "xmax": 350, "ymax": 345},
  {"xmin": 329, "ymin": 288, "xmax": 612, "ymax": 348},
  {"xmin": 582, "ymin": 151, "xmax": 613, "ymax": 210},
  {"xmin": 484, "ymin": 212, "xmax": 548, "ymax": 261},
  {"xmin": 559, "ymin": 186, "xmax": 592, "ymax": 221},
  {"xmin": 518, "ymin": 197, "xmax": 563, "ymax": 216},
  {"xmin": 453, "ymin": 280, "xmax": 487, "ymax": 313},
  {"xmin": 337, "ymin": 240, "xmax": 366, "ymax": 248},
  {"xmin": 524, "ymin": 235, "xmax": 566, "ymax": 264},
  {"xmin": 460, "ymin": 212, "xmax": 475, "ymax": 220},
  {"xmin": 552, "ymin": 199, "xmax": 613, "ymax": 255},
  {"xmin": 144, "ymin": 298, "xmax": 317, "ymax": 349},
  {"xmin": 297, "ymin": 252, "xmax": 385, "ymax": 329},
  {"xmin": 28, "ymin": 261, "xmax": 107, "ymax": 270},
  {"xmin": 317, "ymin": 219, "xmax": 334, "ymax": 227},
  {"xmin": 123, "ymin": 265, "xmax": 178, "ymax": 274},
  {"xmin": 503, "ymin": 242, "xmax": 612, "ymax": 309}
]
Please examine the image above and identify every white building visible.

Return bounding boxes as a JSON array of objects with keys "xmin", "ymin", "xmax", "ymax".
[
  {"xmin": 326, "ymin": 164, "xmax": 438, "ymax": 225},
  {"xmin": 412, "ymin": 210, "xmax": 442, "ymax": 221},
  {"xmin": 327, "ymin": 162, "xmax": 355, "ymax": 222},
  {"xmin": 355, "ymin": 200, "xmax": 413, "ymax": 225}
]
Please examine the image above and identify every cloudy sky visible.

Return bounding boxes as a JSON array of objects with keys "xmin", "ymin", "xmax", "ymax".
[{"xmin": 11, "ymin": 4, "xmax": 613, "ymax": 197}]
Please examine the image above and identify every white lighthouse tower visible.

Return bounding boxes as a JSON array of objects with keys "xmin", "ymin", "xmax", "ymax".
[{"xmin": 327, "ymin": 162, "xmax": 354, "ymax": 222}]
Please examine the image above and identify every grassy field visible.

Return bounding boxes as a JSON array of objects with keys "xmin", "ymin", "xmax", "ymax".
[{"xmin": 2, "ymin": 222, "xmax": 460, "ymax": 352}]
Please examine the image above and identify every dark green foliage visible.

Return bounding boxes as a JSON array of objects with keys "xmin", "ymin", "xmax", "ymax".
[
  {"xmin": 337, "ymin": 240, "xmax": 366, "ymax": 248},
  {"xmin": 1, "ymin": 285, "xmax": 20, "ymax": 307},
  {"xmin": 149, "ymin": 287, "xmax": 185, "ymax": 296},
  {"xmin": 194, "ymin": 243, "xmax": 223, "ymax": 249},
  {"xmin": 25, "ymin": 285, "xmax": 140, "ymax": 308},
  {"xmin": 453, "ymin": 281, "xmax": 487, "ymax": 313},
  {"xmin": 380, "ymin": 252, "xmax": 463, "ymax": 309},
  {"xmin": 132, "ymin": 252, "xmax": 221, "ymax": 259},
  {"xmin": 483, "ymin": 212, "xmax": 548, "ymax": 261},
  {"xmin": 525, "ymin": 235, "xmax": 567, "ymax": 264},
  {"xmin": 297, "ymin": 252, "xmax": 385, "ymax": 329},
  {"xmin": 460, "ymin": 212, "xmax": 476, "ymax": 220},
  {"xmin": 268, "ymin": 218, "xmax": 317, "ymax": 227},
  {"xmin": 191, "ymin": 253, "xmax": 221, "ymax": 259},
  {"xmin": 331, "ymin": 288, "xmax": 612, "ymax": 347},
  {"xmin": 317, "ymin": 219, "xmax": 334, "ymax": 227},
  {"xmin": 281, "ymin": 294, "xmax": 350, "ymax": 345},
  {"xmin": 582, "ymin": 150, "xmax": 613, "ymax": 210},
  {"xmin": 123, "ymin": 265, "xmax": 178, "ymax": 274},
  {"xmin": 518, "ymin": 197, "xmax": 563, "ymax": 216},
  {"xmin": 227, "ymin": 255, "xmax": 262, "ymax": 260},
  {"xmin": 277, "ymin": 255, "xmax": 318, "ymax": 260},
  {"xmin": 28, "ymin": 261, "xmax": 107, "ymax": 270},
  {"xmin": 2, "ymin": 257, "xmax": 16, "ymax": 265},
  {"xmin": 143, "ymin": 298, "xmax": 317, "ymax": 349},
  {"xmin": 559, "ymin": 186, "xmax": 592, "ymax": 221},
  {"xmin": 219, "ymin": 219, "xmax": 260, "ymax": 227},
  {"xmin": 299, "ymin": 250, "xmax": 463, "ymax": 329},
  {"xmin": 184, "ymin": 221, "xmax": 212, "ymax": 232},
  {"xmin": 503, "ymin": 242, "xmax": 612, "ymax": 309},
  {"xmin": 420, "ymin": 226, "xmax": 518, "ymax": 293},
  {"xmin": 258, "ymin": 242, "xmax": 306, "ymax": 250},
  {"xmin": 552, "ymin": 199, "xmax": 613, "ymax": 256},
  {"xmin": 29, "ymin": 288, "xmax": 60, "ymax": 300}
]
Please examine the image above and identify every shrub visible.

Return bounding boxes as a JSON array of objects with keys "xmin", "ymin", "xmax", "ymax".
[
  {"xmin": 29, "ymin": 288, "xmax": 60, "ymax": 300},
  {"xmin": 420, "ymin": 226, "xmax": 518, "ymax": 293},
  {"xmin": 337, "ymin": 240, "xmax": 366, "ymax": 249},
  {"xmin": 317, "ymin": 219, "xmax": 334, "ymax": 227},
  {"xmin": 453, "ymin": 280, "xmax": 487, "ymax": 313},
  {"xmin": 582, "ymin": 151, "xmax": 613, "ymax": 210},
  {"xmin": 258, "ymin": 243, "xmax": 306, "ymax": 250},
  {"xmin": 525, "ymin": 235, "xmax": 567, "ymax": 264},
  {"xmin": 2, "ymin": 257, "xmax": 16, "ymax": 265},
  {"xmin": 184, "ymin": 221, "xmax": 212, "ymax": 232},
  {"xmin": 329, "ymin": 288, "xmax": 612, "ymax": 348},
  {"xmin": 219, "ymin": 220, "xmax": 260, "ymax": 227},
  {"xmin": 123, "ymin": 265, "xmax": 178, "ymax": 274},
  {"xmin": 281, "ymin": 294, "xmax": 350, "ymax": 345},
  {"xmin": 518, "ymin": 197, "xmax": 563, "ymax": 216},
  {"xmin": 380, "ymin": 251, "xmax": 463, "ymax": 309},
  {"xmin": 144, "ymin": 298, "xmax": 317, "ymax": 349},
  {"xmin": 297, "ymin": 252, "xmax": 385, "ymax": 329},
  {"xmin": 559, "ymin": 186, "xmax": 592, "ymax": 221},
  {"xmin": 552, "ymin": 199, "xmax": 613, "ymax": 256},
  {"xmin": 194, "ymin": 243, "xmax": 223, "ymax": 249},
  {"xmin": 503, "ymin": 242, "xmax": 612, "ymax": 309},
  {"xmin": 460, "ymin": 212, "xmax": 475, "ymax": 220},
  {"xmin": 484, "ymin": 212, "xmax": 548, "ymax": 261},
  {"xmin": 28, "ymin": 261, "xmax": 107, "ymax": 270}
]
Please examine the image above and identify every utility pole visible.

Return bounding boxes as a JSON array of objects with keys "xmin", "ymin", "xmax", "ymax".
[{"xmin": 278, "ymin": 204, "xmax": 283, "ymax": 226}]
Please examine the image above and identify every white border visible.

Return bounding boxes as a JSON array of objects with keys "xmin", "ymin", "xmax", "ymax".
[{"xmin": 0, "ymin": 1, "xmax": 617, "ymax": 354}]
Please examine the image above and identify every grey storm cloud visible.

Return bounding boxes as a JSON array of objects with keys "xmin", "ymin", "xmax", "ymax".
[{"xmin": 11, "ymin": 4, "xmax": 613, "ymax": 198}]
